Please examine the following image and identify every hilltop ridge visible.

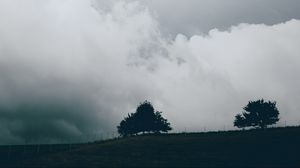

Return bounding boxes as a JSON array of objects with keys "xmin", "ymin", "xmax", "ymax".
[{"xmin": 1, "ymin": 126, "xmax": 299, "ymax": 167}]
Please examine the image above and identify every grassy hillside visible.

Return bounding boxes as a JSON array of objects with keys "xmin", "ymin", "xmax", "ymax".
[{"xmin": 1, "ymin": 126, "xmax": 300, "ymax": 167}]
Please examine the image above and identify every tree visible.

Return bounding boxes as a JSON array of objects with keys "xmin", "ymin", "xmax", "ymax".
[
  {"xmin": 117, "ymin": 101, "xmax": 172, "ymax": 136},
  {"xmin": 234, "ymin": 114, "xmax": 247, "ymax": 129},
  {"xmin": 134, "ymin": 101, "xmax": 157, "ymax": 133},
  {"xmin": 117, "ymin": 113, "xmax": 137, "ymax": 136},
  {"xmin": 234, "ymin": 99, "xmax": 279, "ymax": 129},
  {"xmin": 153, "ymin": 111, "xmax": 172, "ymax": 133}
]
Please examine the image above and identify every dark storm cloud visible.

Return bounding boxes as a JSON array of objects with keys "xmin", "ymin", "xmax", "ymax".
[
  {"xmin": 0, "ymin": 0, "xmax": 300, "ymax": 144},
  {"xmin": 137, "ymin": 0, "xmax": 300, "ymax": 36},
  {"xmin": 0, "ymin": 0, "xmax": 165, "ymax": 144}
]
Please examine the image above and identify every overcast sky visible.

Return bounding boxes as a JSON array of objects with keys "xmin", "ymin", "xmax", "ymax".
[{"xmin": 0, "ymin": 0, "xmax": 300, "ymax": 144}]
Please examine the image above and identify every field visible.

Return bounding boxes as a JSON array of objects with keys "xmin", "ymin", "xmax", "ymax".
[{"xmin": 1, "ymin": 126, "xmax": 299, "ymax": 167}]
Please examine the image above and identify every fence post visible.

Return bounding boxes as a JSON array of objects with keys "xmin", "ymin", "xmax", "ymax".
[
  {"xmin": 284, "ymin": 120, "xmax": 286, "ymax": 127},
  {"xmin": 36, "ymin": 144, "xmax": 40, "ymax": 155},
  {"xmin": 7, "ymin": 145, "xmax": 11, "ymax": 159},
  {"xmin": 49, "ymin": 144, "xmax": 52, "ymax": 152},
  {"xmin": 22, "ymin": 144, "xmax": 26, "ymax": 159}
]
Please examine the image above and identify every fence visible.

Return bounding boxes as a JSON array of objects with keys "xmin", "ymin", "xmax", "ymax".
[{"xmin": 0, "ymin": 121, "xmax": 298, "ymax": 164}]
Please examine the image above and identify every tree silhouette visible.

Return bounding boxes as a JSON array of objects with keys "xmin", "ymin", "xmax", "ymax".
[
  {"xmin": 153, "ymin": 111, "xmax": 172, "ymax": 133},
  {"xmin": 117, "ymin": 113, "xmax": 137, "ymax": 136},
  {"xmin": 134, "ymin": 101, "xmax": 157, "ymax": 134},
  {"xmin": 234, "ymin": 99, "xmax": 279, "ymax": 129},
  {"xmin": 117, "ymin": 101, "xmax": 172, "ymax": 136}
]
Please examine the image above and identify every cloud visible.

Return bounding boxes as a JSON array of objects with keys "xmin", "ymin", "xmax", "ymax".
[
  {"xmin": 0, "ymin": 0, "xmax": 165, "ymax": 144},
  {"xmin": 158, "ymin": 20, "xmax": 300, "ymax": 131},
  {"xmin": 134, "ymin": 0, "xmax": 300, "ymax": 36},
  {"xmin": 0, "ymin": 0, "xmax": 299, "ymax": 144}
]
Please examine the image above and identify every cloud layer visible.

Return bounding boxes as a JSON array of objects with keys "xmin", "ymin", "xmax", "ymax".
[
  {"xmin": 136, "ymin": 0, "xmax": 300, "ymax": 36},
  {"xmin": 0, "ymin": 0, "xmax": 299, "ymax": 144}
]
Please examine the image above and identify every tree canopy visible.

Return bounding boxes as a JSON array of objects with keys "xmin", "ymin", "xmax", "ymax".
[
  {"xmin": 117, "ymin": 101, "xmax": 172, "ymax": 136},
  {"xmin": 234, "ymin": 99, "xmax": 279, "ymax": 129}
]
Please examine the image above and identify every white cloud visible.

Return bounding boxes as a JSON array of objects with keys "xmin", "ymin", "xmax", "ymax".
[{"xmin": 157, "ymin": 19, "xmax": 300, "ymax": 131}]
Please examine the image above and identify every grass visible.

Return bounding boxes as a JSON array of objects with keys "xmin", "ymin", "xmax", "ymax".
[{"xmin": 1, "ymin": 126, "xmax": 299, "ymax": 167}]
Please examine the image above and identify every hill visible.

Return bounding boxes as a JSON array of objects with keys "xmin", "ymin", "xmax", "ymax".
[{"xmin": 1, "ymin": 126, "xmax": 300, "ymax": 167}]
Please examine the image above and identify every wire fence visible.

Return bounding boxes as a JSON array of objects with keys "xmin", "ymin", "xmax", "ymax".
[
  {"xmin": 0, "ymin": 123, "xmax": 298, "ymax": 167},
  {"xmin": 0, "ymin": 120, "xmax": 298, "ymax": 164},
  {"xmin": 1, "ymin": 120, "xmax": 297, "ymax": 145}
]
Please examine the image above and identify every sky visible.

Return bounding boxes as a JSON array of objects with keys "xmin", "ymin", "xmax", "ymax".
[{"xmin": 0, "ymin": 0, "xmax": 300, "ymax": 144}]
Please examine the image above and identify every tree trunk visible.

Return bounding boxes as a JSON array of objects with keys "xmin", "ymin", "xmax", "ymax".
[{"xmin": 259, "ymin": 123, "xmax": 266, "ymax": 129}]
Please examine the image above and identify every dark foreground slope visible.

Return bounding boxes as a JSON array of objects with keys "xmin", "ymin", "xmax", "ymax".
[{"xmin": 3, "ymin": 126, "xmax": 300, "ymax": 167}]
